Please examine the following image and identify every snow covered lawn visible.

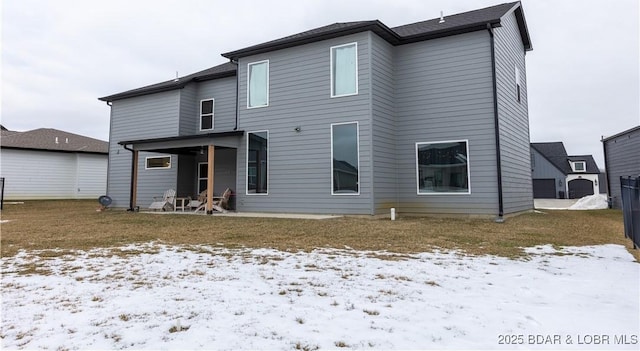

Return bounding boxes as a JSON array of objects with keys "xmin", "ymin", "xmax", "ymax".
[{"xmin": 1, "ymin": 243, "xmax": 638, "ymax": 350}]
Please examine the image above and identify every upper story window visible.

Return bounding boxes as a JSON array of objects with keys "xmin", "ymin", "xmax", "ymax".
[
  {"xmin": 200, "ymin": 99, "xmax": 214, "ymax": 131},
  {"xmin": 247, "ymin": 60, "xmax": 269, "ymax": 108},
  {"xmin": 571, "ymin": 161, "xmax": 586, "ymax": 172},
  {"xmin": 146, "ymin": 156, "xmax": 171, "ymax": 169},
  {"xmin": 330, "ymin": 43, "xmax": 358, "ymax": 97}
]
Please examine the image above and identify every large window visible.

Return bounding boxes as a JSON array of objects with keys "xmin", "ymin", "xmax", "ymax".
[
  {"xmin": 145, "ymin": 156, "xmax": 171, "ymax": 169},
  {"xmin": 331, "ymin": 43, "xmax": 358, "ymax": 97},
  {"xmin": 331, "ymin": 122, "xmax": 359, "ymax": 195},
  {"xmin": 416, "ymin": 140, "xmax": 470, "ymax": 194},
  {"xmin": 247, "ymin": 131, "xmax": 268, "ymax": 194},
  {"xmin": 200, "ymin": 99, "xmax": 214, "ymax": 130},
  {"xmin": 247, "ymin": 60, "xmax": 269, "ymax": 108}
]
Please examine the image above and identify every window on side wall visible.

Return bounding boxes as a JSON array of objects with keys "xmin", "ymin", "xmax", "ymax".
[
  {"xmin": 247, "ymin": 61, "xmax": 269, "ymax": 108},
  {"xmin": 331, "ymin": 122, "xmax": 359, "ymax": 195},
  {"xmin": 146, "ymin": 156, "xmax": 171, "ymax": 169},
  {"xmin": 515, "ymin": 66, "xmax": 521, "ymax": 103},
  {"xmin": 200, "ymin": 99, "xmax": 214, "ymax": 131},
  {"xmin": 331, "ymin": 43, "xmax": 358, "ymax": 97},
  {"xmin": 416, "ymin": 141, "xmax": 470, "ymax": 194},
  {"xmin": 247, "ymin": 131, "xmax": 268, "ymax": 194}
]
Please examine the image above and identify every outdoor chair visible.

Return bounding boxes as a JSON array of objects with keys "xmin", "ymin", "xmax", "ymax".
[
  {"xmin": 148, "ymin": 189, "xmax": 176, "ymax": 211},
  {"xmin": 192, "ymin": 188, "xmax": 231, "ymax": 214}
]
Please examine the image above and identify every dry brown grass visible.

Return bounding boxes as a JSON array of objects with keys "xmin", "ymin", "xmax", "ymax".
[{"xmin": 0, "ymin": 200, "xmax": 637, "ymax": 261}]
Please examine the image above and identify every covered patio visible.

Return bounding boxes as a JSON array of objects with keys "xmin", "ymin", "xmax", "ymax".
[{"xmin": 118, "ymin": 131, "xmax": 243, "ymax": 214}]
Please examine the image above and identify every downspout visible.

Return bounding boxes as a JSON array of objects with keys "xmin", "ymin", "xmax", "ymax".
[
  {"xmin": 487, "ymin": 24, "xmax": 504, "ymax": 222},
  {"xmin": 231, "ymin": 59, "xmax": 239, "ymax": 130},
  {"xmin": 122, "ymin": 144, "xmax": 136, "ymax": 211}
]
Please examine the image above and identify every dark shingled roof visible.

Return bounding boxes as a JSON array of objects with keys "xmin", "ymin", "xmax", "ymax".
[
  {"xmin": 0, "ymin": 128, "xmax": 108, "ymax": 154},
  {"xmin": 98, "ymin": 62, "xmax": 237, "ymax": 102},
  {"xmin": 223, "ymin": 2, "xmax": 530, "ymax": 59},
  {"xmin": 101, "ymin": 2, "xmax": 530, "ymax": 102},
  {"xmin": 567, "ymin": 155, "xmax": 601, "ymax": 174},
  {"xmin": 531, "ymin": 142, "xmax": 600, "ymax": 175}
]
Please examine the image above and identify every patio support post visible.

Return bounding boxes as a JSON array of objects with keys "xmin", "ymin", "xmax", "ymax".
[{"xmin": 207, "ymin": 144, "xmax": 215, "ymax": 214}]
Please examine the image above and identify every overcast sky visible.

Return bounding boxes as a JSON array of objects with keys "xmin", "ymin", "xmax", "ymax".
[{"xmin": 2, "ymin": 0, "xmax": 638, "ymax": 168}]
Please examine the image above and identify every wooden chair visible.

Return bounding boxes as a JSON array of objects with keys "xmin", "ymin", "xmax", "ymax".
[
  {"xmin": 192, "ymin": 188, "xmax": 231, "ymax": 214},
  {"xmin": 148, "ymin": 189, "xmax": 176, "ymax": 211}
]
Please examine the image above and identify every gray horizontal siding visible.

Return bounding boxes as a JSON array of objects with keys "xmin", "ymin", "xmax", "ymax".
[
  {"xmin": 495, "ymin": 10, "xmax": 533, "ymax": 213},
  {"xmin": 395, "ymin": 31, "xmax": 499, "ymax": 215},
  {"xmin": 235, "ymin": 32, "xmax": 373, "ymax": 214},
  {"xmin": 107, "ymin": 90, "xmax": 180, "ymax": 208},
  {"xmin": 371, "ymin": 32, "xmax": 397, "ymax": 214},
  {"xmin": 531, "ymin": 148, "xmax": 565, "ymax": 197},
  {"xmin": 179, "ymin": 84, "xmax": 197, "ymax": 135},
  {"xmin": 604, "ymin": 128, "xmax": 640, "ymax": 208},
  {"xmin": 196, "ymin": 76, "xmax": 237, "ymax": 132}
]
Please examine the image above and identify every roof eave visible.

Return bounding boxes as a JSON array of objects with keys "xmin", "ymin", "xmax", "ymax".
[
  {"xmin": 399, "ymin": 20, "xmax": 501, "ymax": 45},
  {"xmin": 0, "ymin": 145, "xmax": 108, "ymax": 155},
  {"xmin": 98, "ymin": 70, "xmax": 237, "ymax": 102},
  {"xmin": 98, "ymin": 82, "xmax": 187, "ymax": 102},
  {"xmin": 512, "ymin": 4, "xmax": 533, "ymax": 51},
  {"xmin": 222, "ymin": 21, "xmax": 400, "ymax": 60},
  {"xmin": 118, "ymin": 130, "xmax": 245, "ymax": 146}
]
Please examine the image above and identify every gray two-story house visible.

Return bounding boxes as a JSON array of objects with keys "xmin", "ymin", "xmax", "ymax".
[{"xmin": 99, "ymin": 1, "xmax": 533, "ymax": 218}]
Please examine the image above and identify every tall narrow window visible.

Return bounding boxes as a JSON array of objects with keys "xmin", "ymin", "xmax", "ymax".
[
  {"xmin": 200, "ymin": 99, "xmax": 214, "ymax": 130},
  {"xmin": 197, "ymin": 162, "xmax": 208, "ymax": 193},
  {"xmin": 416, "ymin": 141, "xmax": 470, "ymax": 194},
  {"xmin": 248, "ymin": 61, "xmax": 269, "ymax": 108},
  {"xmin": 331, "ymin": 43, "xmax": 358, "ymax": 97},
  {"xmin": 515, "ymin": 66, "xmax": 521, "ymax": 103},
  {"xmin": 247, "ymin": 131, "xmax": 268, "ymax": 194},
  {"xmin": 331, "ymin": 122, "xmax": 359, "ymax": 195}
]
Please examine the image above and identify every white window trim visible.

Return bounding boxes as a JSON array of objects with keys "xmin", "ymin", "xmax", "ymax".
[
  {"xmin": 247, "ymin": 60, "xmax": 269, "ymax": 109},
  {"xmin": 246, "ymin": 130, "xmax": 269, "ymax": 196},
  {"xmin": 199, "ymin": 98, "xmax": 214, "ymax": 131},
  {"xmin": 415, "ymin": 139, "xmax": 471, "ymax": 195},
  {"xmin": 330, "ymin": 121, "xmax": 360, "ymax": 196},
  {"xmin": 330, "ymin": 42, "xmax": 358, "ymax": 98},
  {"xmin": 145, "ymin": 155, "xmax": 171, "ymax": 170},
  {"xmin": 571, "ymin": 161, "xmax": 586, "ymax": 172}
]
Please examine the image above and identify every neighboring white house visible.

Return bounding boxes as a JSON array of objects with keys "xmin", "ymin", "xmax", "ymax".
[
  {"xmin": 531, "ymin": 142, "xmax": 602, "ymax": 199},
  {"xmin": 0, "ymin": 127, "xmax": 108, "ymax": 200}
]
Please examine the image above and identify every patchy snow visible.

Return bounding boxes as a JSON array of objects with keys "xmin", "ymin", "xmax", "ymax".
[
  {"xmin": 568, "ymin": 194, "xmax": 609, "ymax": 210},
  {"xmin": 1, "ymin": 243, "xmax": 638, "ymax": 350}
]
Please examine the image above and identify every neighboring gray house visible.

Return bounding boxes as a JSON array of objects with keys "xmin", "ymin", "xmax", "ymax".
[
  {"xmin": 602, "ymin": 126, "xmax": 640, "ymax": 209},
  {"xmin": 0, "ymin": 128, "xmax": 108, "ymax": 200},
  {"xmin": 530, "ymin": 142, "xmax": 602, "ymax": 199},
  {"xmin": 99, "ymin": 2, "xmax": 533, "ymax": 218}
]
